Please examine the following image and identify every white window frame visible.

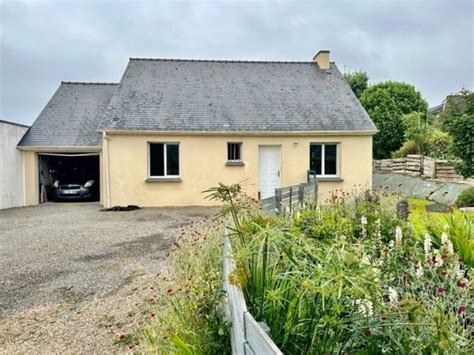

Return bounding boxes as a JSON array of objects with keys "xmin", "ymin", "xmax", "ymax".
[
  {"xmin": 148, "ymin": 142, "xmax": 180, "ymax": 178},
  {"xmin": 227, "ymin": 142, "xmax": 243, "ymax": 162},
  {"xmin": 310, "ymin": 143, "xmax": 340, "ymax": 178}
]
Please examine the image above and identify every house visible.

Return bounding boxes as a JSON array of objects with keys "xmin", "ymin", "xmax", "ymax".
[
  {"xmin": 429, "ymin": 88, "xmax": 470, "ymax": 117},
  {"xmin": 17, "ymin": 50, "xmax": 377, "ymax": 207},
  {"xmin": 1, "ymin": 120, "xmax": 29, "ymax": 209}
]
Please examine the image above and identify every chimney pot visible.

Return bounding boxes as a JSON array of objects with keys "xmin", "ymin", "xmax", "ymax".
[{"xmin": 313, "ymin": 50, "xmax": 330, "ymax": 69}]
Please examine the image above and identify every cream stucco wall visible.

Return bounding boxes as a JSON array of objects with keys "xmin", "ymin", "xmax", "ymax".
[
  {"xmin": 104, "ymin": 133, "xmax": 373, "ymax": 207},
  {"xmin": 23, "ymin": 151, "xmax": 39, "ymax": 206}
]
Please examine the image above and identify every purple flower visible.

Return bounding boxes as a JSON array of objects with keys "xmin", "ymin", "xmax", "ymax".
[
  {"xmin": 458, "ymin": 306, "xmax": 466, "ymax": 314},
  {"xmin": 438, "ymin": 287, "xmax": 445, "ymax": 295}
]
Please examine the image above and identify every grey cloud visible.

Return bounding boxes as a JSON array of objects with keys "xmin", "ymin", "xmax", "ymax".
[{"xmin": 1, "ymin": 0, "xmax": 473, "ymax": 125}]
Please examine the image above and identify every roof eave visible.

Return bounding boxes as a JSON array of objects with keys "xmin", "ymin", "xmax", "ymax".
[
  {"xmin": 17, "ymin": 145, "xmax": 102, "ymax": 152},
  {"xmin": 99, "ymin": 129, "xmax": 378, "ymax": 136}
]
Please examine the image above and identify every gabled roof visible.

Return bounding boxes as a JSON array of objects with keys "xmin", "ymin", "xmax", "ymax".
[
  {"xmin": 99, "ymin": 58, "xmax": 376, "ymax": 133},
  {"xmin": 18, "ymin": 82, "xmax": 117, "ymax": 148}
]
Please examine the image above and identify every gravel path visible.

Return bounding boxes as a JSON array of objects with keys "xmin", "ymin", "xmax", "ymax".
[{"xmin": 0, "ymin": 203, "xmax": 216, "ymax": 353}]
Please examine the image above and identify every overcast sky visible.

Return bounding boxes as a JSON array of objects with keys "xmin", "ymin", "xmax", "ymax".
[{"xmin": 1, "ymin": 0, "xmax": 473, "ymax": 125}]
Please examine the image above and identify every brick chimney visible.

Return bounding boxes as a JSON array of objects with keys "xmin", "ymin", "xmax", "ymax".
[{"xmin": 313, "ymin": 50, "xmax": 330, "ymax": 69}]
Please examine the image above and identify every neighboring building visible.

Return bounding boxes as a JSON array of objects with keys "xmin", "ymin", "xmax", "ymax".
[
  {"xmin": 0, "ymin": 120, "xmax": 29, "ymax": 209},
  {"xmin": 429, "ymin": 88, "xmax": 470, "ymax": 117},
  {"xmin": 18, "ymin": 50, "xmax": 377, "ymax": 207}
]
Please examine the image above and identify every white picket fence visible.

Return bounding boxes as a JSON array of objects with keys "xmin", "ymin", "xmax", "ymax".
[{"xmin": 222, "ymin": 230, "xmax": 283, "ymax": 355}]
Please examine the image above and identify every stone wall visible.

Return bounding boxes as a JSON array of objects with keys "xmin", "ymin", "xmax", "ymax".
[{"xmin": 373, "ymin": 155, "xmax": 464, "ymax": 181}]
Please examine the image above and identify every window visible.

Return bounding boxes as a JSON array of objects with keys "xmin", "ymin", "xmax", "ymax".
[
  {"xmin": 310, "ymin": 143, "xmax": 339, "ymax": 177},
  {"xmin": 149, "ymin": 143, "xmax": 180, "ymax": 177},
  {"xmin": 227, "ymin": 142, "xmax": 242, "ymax": 162}
]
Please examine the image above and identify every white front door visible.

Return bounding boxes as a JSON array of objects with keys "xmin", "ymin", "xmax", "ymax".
[{"xmin": 259, "ymin": 146, "xmax": 281, "ymax": 199}]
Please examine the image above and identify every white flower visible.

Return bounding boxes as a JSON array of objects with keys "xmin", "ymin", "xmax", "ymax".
[
  {"xmin": 445, "ymin": 240, "xmax": 454, "ymax": 255},
  {"xmin": 388, "ymin": 287, "xmax": 398, "ymax": 305},
  {"xmin": 388, "ymin": 240, "xmax": 395, "ymax": 249},
  {"xmin": 456, "ymin": 266, "xmax": 465, "ymax": 279},
  {"xmin": 441, "ymin": 232, "xmax": 449, "ymax": 245},
  {"xmin": 395, "ymin": 226, "xmax": 403, "ymax": 245},
  {"xmin": 433, "ymin": 249, "xmax": 441, "ymax": 267},
  {"xmin": 375, "ymin": 219, "xmax": 381, "ymax": 239},
  {"xmin": 424, "ymin": 233, "xmax": 432, "ymax": 255},
  {"xmin": 361, "ymin": 216, "xmax": 368, "ymax": 225},
  {"xmin": 355, "ymin": 299, "xmax": 373, "ymax": 317}
]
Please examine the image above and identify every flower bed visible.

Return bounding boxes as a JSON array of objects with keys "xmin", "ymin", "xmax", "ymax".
[
  {"xmin": 214, "ymin": 185, "xmax": 473, "ymax": 354},
  {"xmin": 138, "ymin": 216, "xmax": 230, "ymax": 354}
]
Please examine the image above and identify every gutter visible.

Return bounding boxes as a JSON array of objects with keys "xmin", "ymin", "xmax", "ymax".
[
  {"xmin": 98, "ymin": 129, "xmax": 378, "ymax": 136},
  {"xmin": 17, "ymin": 146, "xmax": 102, "ymax": 152}
]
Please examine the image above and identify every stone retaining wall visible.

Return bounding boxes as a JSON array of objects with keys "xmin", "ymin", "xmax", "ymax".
[{"xmin": 373, "ymin": 155, "xmax": 464, "ymax": 181}]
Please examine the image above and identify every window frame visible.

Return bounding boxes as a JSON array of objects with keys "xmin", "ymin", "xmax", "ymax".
[
  {"xmin": 227, "ymin": 142, "xmax": 243, "ymax": 162},
  {"xmin": 147, "ymin": 142, "xmax": 181, "ymax": 179},
  {"xmin": 309, "ymin": 143, "xmax": 340, "ymax": 178}
]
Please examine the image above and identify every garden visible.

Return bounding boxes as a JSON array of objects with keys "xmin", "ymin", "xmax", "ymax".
[{"xmin": 131, "ymin": 183, "xmax": 473, "ymax": 354}]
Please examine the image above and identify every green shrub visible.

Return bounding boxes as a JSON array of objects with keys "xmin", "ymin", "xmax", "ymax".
[
  {"xmin": 391, "ymin": 140, "xmax": 418, "ymax": 158},
  {"xmin": 426, "ymin": 129, "xmax": 453, "ymax": 160},
  {"xmin": 456, "ymin": 187, "xmax": 474, "ymax": 208}
]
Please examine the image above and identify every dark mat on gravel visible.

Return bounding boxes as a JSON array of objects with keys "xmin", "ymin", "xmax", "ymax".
[{"xmin": 100, "ymin": 205, "xmax": 140, "ymax": 212}]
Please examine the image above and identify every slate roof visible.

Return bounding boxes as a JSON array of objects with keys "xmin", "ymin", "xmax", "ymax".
[
  {"xmin": 99, "ymin": 59, "xmax": 377, "ymax": 133},
  {"xmin": 19, "ymin": 82, "xmax": 117, "ymax": 147}
]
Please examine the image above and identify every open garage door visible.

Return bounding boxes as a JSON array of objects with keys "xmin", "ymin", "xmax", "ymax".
[{"xmin": 38, "ymin": 153, "xmax": 100, "ymax": 203}]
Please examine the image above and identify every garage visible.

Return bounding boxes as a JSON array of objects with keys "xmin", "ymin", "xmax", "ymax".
[{"xmin": 38, "ymin": 153, "xmax": 100, "ymax": 203}]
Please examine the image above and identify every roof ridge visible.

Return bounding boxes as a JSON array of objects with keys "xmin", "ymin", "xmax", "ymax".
[
  {"xmin": 61, "ymin": 81, "xmax": 118, "ymax": 86},
  {"xmin": 129, "ymin": 57, "xmax": 317, "ymax": 64}
]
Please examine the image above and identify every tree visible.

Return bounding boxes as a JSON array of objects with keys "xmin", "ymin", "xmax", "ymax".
[
  {"xmin": 441, "ymin": 90, "xmax": 474, "ymax": 178},
  {"xmin": 359, "ymin": 81, "xmax": 428, "ymax": 159},
  {"xmin": 344, "ymin": 71, "xmax": 369, "ymax": 98},
  {"xmin": 401, "ymin": 111, "xmax": 430, "ymax": 155}
]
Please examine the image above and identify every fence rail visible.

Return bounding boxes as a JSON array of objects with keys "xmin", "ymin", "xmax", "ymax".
[
  {"xmin": 261, "ymin": 177, "xmax": 318, "ymax": 215},
  {"xmin": 222, "ymin": 230, "xmax": 283, "ymax": 355}
]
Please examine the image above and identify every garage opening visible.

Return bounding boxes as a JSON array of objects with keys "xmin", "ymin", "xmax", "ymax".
[{"xmin": 38, "ymin": 153, "xmax": 100, "ymax": 203}]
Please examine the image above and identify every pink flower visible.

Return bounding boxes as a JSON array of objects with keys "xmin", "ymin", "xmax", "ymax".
[
  {"xmin": 438, "ymin": 287, "xmax": 445, "ymax": 295},
  {"xmin": 459, "ymin": 281, "xmax": 467, "ymax": 288},
  {"xmin": 458, "ymin": 306, "xmax": 466, "ymax": 314}
]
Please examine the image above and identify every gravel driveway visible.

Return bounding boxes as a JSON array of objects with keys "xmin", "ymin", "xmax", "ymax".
[{"xmin": 0, "ymin": 203, "xmax": 216, "ymax": 353}]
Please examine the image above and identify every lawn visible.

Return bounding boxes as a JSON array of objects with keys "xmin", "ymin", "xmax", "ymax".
[{"xmin": 408, "ymin": 197, "xmax": 474, "ymax": 238}]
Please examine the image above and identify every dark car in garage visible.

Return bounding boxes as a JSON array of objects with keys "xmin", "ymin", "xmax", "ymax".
[{"xmin": 53, "ymin": 176, "xmax": 98, "ymax": 201}]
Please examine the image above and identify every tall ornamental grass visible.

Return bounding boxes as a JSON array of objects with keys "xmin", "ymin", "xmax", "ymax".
[{"xmin": 211, "ymin": 186, "xmax": 473, "ymax": 354}]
